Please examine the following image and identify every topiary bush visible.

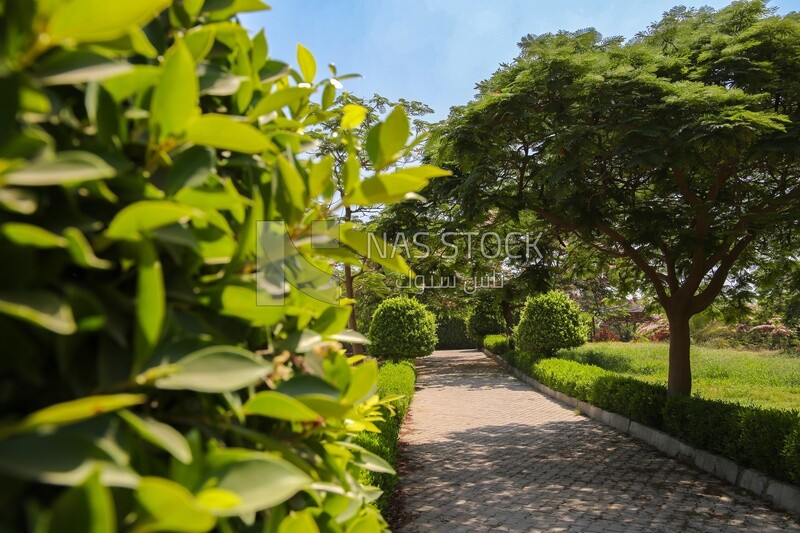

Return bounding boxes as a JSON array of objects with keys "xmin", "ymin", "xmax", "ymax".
[
  {"xmin": 0, "ymin": 1, "xmax": 448, "ymax": 530},
  {"xmin": 466, "ymin": 291, "xmax": 506, "ymax": 345},
  {"xmin": 436, "ymin": 315, "xmax": 472, "ymax": 349},
  {"xmin": 515, "ymin": 291, "xmax": 586, "ymax": 357},
  {"xmin": 368, "ymin": 297, "xmax": 437, "ymax": 359},
  {"xmin": 483, "ymin": 334, "xmax": 511, "ymax": 355}
]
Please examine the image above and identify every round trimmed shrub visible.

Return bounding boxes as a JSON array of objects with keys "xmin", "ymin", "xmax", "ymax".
[
  {"xmin": 368, "ymin": 297, "xmax": 437, "ymax": 359},
  {"xmin": 514, "ymin": 291, "xmax": 586, "ymax": 357}
]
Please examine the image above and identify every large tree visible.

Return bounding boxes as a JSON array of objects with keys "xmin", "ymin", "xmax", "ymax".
[{"xmin": 428, "ymin": 1, "xmax": 800, "ymax": 395}]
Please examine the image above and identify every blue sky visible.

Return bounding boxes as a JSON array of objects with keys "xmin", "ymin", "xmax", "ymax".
[{"xmin": 242, "ymin": 0, "xmax": 800, "ymax": 121}]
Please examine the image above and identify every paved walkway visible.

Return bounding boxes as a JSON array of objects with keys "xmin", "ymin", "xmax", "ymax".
[{"xmin": 393, "ymin": 350, "xmax": 800, "ymax": 532}]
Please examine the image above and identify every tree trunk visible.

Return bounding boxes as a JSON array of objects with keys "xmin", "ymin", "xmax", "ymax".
[
  {"xmin": 667, "ymin": 312, "xmax": 692, "ymax": 396},
  {"xmin": 500, "ymin": 299, "xmax": 514, "ymax": 336},
  {"xmin": 343, "ymin": 263, "xmax": 363, "ymax": 355}
]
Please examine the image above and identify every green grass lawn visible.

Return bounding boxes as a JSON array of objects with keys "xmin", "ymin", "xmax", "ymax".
[{"xmin": 558, "ymin": 342, "xmax": 800, "ymax": 411}]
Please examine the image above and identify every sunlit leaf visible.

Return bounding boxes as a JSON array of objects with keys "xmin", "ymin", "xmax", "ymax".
[
  {"xmin": 243, "ymin": 391, "xmax": 320, "ymax": 422},
  {"xmin": 154, "ymin": 346, "xmax": 271, "ymax": 393},
  {"xmin": 0, "ymin": 290, "xmax": 76, "ymax": 335},
  {"xmin": 2, "ymin": 152, "xmax": 115, "ymax": 187}
]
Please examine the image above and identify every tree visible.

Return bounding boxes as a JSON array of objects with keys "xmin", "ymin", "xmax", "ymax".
[
  {"xmin": 313, "ymin": 94, "xmax": 435, "ymax": 354},
  {"xmin": 429, "ymin": 1, "xmax": 800, "ymax": 395}
]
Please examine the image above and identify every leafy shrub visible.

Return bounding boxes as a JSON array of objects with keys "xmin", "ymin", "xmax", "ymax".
[
  {"xmin": 530, "ymin": 359, "xmax": 610, "ymax": 401},
  {"xmin": 368, "ymin": 298, "xmax": 437, "ymax": 359},
  {"xmin": 510, "ymin": 356, "xmax": 800, "ymax": 484},
  {"xmin": 0, "ymin": 2, "xmax": 445, "ymax": 530},
  {"xmin": 436, "ymin": 315, "xmax": 472, "ymax": 349},
  {"xmin": 466, "ymin": 291, "xmax": 506, "ymax": 344},
  {"xmin": 515, "ymin": 291, "xmax": 586, "ymax": 357},
  {"xmin": 483, "ymin": 334, "xmax": 511, "ymax": 355},
  {"xmin": 592, "ymin": 376, "xmax": 667, "ymax": 428},
  {"xmin": 352, "ymin": 361, "xmax": 416, "ymax": 513},
  {"xmin": 785, "ymin": 423, "xmax": 800, "ymax": 484}
]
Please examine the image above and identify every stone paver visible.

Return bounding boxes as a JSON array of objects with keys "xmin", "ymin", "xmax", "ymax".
[{"xmin": 394, "ymin": 350, "xmax": 800, "ymax": 532}]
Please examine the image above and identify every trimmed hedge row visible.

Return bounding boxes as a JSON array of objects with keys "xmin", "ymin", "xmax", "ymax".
[
  {"xmin": 483, "ymin": 334, "xmax": 512, "ymax": 355},
  {"xmin": 501, "ymin": 353, "xmax": 800, "ymax": 484},
  {"xmin": 437, "ymin": 316, "xmax": 473, "ymax": 349},
  {"xmin": 352, "ymin": 361, "xmax": 417, "ymax": 512}
]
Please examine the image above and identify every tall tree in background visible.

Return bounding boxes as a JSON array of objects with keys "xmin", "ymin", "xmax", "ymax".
[
  {"xmin": 428, "ymin": 1, "xmax": 800, "ymax": 396},
  {"xmin": 315, "ymin": 94, "xmax": 435, "ymax": 353}
]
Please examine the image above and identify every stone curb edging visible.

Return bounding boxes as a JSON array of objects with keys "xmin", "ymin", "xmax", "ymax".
[{"xmin": 481, "ymin": 348, "xmax": 800, "ymax": 518}]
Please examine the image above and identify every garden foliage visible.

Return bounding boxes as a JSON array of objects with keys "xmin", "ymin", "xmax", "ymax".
[
  {"xmin": 352, "ymin": 361, "xmax": 416, "ymax": 513},
  {"xmin": 435, "ymin": 315, "xmax": 472, "ymax": 349},
  {"xmin": 482, "ymin": 334, "xmax": 511, "ymax": 355},
  {"xmin": 0, "ymin": 1, "xmax": 449, "ymax": 530},
  {"xmin": 466, "ymin": 291, "xmax": 505, "ymax": 345},
  {"xmin": 368, "ymin": 298, "xmax": 437, "ymax": 359},
  {"xmin": 514, "ymin": 291, "xmax": 585, "ymax": 357},
  {"xmin": 504, "ymin": 355, "xmax": 800, "ymax": 485}
]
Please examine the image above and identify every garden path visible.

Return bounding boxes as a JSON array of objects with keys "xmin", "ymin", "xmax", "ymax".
[{"xmin": 393, "ymin": 350, "xmax": 800, "ymax": 532}]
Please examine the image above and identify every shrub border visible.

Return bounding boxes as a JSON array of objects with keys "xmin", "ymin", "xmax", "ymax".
[{"xmin": 482, "ymin": 348, "xmax": 800, "ymax": 518}]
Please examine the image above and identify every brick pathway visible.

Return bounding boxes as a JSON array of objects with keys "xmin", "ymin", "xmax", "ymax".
[{"xmin": 394, "ymin": 350, "xmax": 800, "ymax": 532}]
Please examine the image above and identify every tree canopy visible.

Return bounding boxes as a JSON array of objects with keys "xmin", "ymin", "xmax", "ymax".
[{"xmin": 428, "ymin": 0, "xmax": 800, "ymax": 395}]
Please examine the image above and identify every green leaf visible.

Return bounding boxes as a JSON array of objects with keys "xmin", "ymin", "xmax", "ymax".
[
  {"xmin": 106, "ymin": 201, "xmax": 201, "ymax": 241},
  {"xmin": 63, "ymin": 227, "xmax": 114, "ymax": 269},
  {"xmin": 167, "ymin": 146, "xmax": 215, "ymax": 195},
  {"xmin": 184, "ymin": 26, "xmax": 217, "ymax": 61},
  {"xmin": 49, "ymin": 470, "xmax": 115, "ymax": 533},
  {"xmin": 379, "ymin": 106, "xmax": 410, "ymax": 162},
  {"xmin": 134, "ymin": 240, "xmax": 165, "ymax": 371},
  {"xmin": 0, "ymin": 188, "xmax": 38, "ymax": 214},
  {"xmin": 274, "ymin": 154, "xmax": 307, "ymax": 224},
  {"xmin": 194, "ymin": 488, "xmax": 241, "ymax": 514},
  {"xmin": 0, "ymin": 431, "xmax": 139, "ymax": 488},
  {"xmin": 154, "ymin": 346, "xmax": 271, "ymax": 393},
  {"xmin": 342, "ymin": 360, "xmax": 377, "ymax": 405},
  {"xmin": 0, "ymin": 290, "xmax": 77, "ymax": 335},
  {"xmin": 151, "ymin": 39, "xmax": 198, "ymax": 141},
  {"xmin": 119, "ymin": 410, "xmax": 192, "ymax": 464},
  {"xmin": 14, "ymin": 394, "xmax": 146, "ymax": 435},
  {"xmin": 243, "ymin": 391, "xmax": 320, "ymax": 422},
  {"xmin": 1, "ymin": 222, "xmax": 67, "ymax": 248},
  {"xmin": 339, "ymin": 226, "xmax": 411, "ymax": 276},
  {"xmin": 102, "ymin": 66, "xmax": 160, "ymax": 102},
  {"xmin": 204, "ymin": 450, "xmax": 312, "ymax": 516},
  {"xmin": 345, "ymin": 171, "xmax": 428, "ymax": 206},
  {"xmin": 338, "ymin": 442, "xmax": 395, "ymax": 474},
  {"xmin": 36, "ymin": 49, "xmax": 132, "ymax": 86},
  {"xmin": 46, "ymin": 0, "xmax": 171, "ymax": 44},
  {"xmin": 213, "ymin": 284, "xmax": 284, "ymax": 325},
  {"xmin": 136, "ymin": 477, "xmax": 216, "ymax": 533},
  {"xmin": 2, "ymin": 152, "xmax": 116, "ymax": 187},
  {"xmin": 345, "ymin": 512, "xmax": 382, "ymax": 533},
  {"xmin": 307, "ymin": 156, "xmax": 334, "ymax": 199},
  {"xmin": 248, "ymin": 87, "xmax": 312, "ymax": 120},
  {"xmin": 185, "ymin": 114, "xmax": 274, "ymax": 154},
  {"xmin": 341, "ymin": 104, "xmax": 367, "ymax": 130},
  {"xmin": 279, "ymin": 511, "xmax": 320, "ymax": 533},
  {"xmin": 297, "ymin": 44, "xmax": 316, "ymax": 83}
]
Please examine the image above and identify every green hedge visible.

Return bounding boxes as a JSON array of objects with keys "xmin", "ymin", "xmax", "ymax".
[
  {"xmin": 504, "ymin": 356, "xmax": 800, "ymax": 485},
  {"xmin": 368, "ymin": 297, "xmax": 437, "ymax": 359},
  {"xmin": 436, "ymin": 316, "xmax": 473, "ymax": 349},
  {"xmin": 483, "ymin": 334, "xmax": 511, "ymax": 355},
  {"xmin": 352, "ymin": 361, "xmax": 417, "ymax": 513}
]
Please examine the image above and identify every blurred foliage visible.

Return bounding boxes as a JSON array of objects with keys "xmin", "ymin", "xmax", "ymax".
[{"xmin": 0, "ymin": 1, "xmax": 448, "ymax": 531}]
